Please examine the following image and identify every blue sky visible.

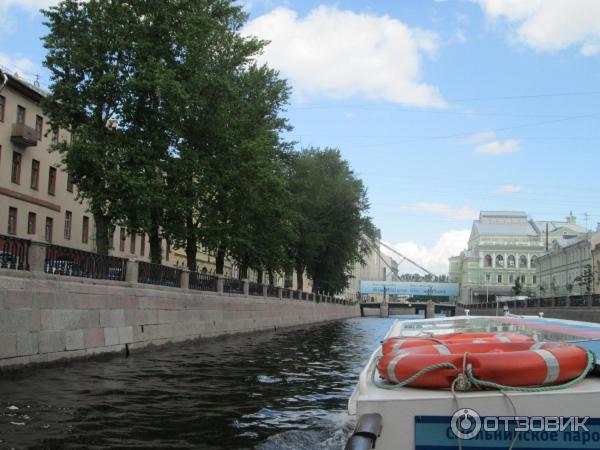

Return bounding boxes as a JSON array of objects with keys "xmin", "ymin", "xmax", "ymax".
[{"xmin": 2, "ymin": 0, "xmax": 600, "ymax": 273}]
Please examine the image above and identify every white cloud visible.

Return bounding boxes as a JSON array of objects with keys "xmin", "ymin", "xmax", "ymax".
[
  {"xmin": 477, "ymin": 0, "xmax": 600, "ymax": 56},
  {"xmin": 401, "ymin": 202, "xmax": 479, "ymax": 221},
  {"xmin": 462, "ymin": 129, "xmax": 496, "ymax": 144},
  {"xmin": 495, "ymin": 184, "xmax": 523, "ymax": 194},
  {"xmin": 243, "ymin": 6, "xmax": 445, "ymax": 107},
  {"xmin": 382, "ymin": 229, "xmax": 470, "ymax": 274},
  {"xmin": 0, "ymin": 53, "xmax": 38, "ymax": 78},
  {"xmin": 474, "ymin": 139, "xmax": 521, "ymax": 155},
  {"xmin": 454, "ymin": 28, "xmax": 467, "ymax": 44}
]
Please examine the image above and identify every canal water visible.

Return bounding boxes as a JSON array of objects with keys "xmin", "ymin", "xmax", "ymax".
[{"xmin": 0, "ymin": 316, "xmax": 407, "ymax": 449}]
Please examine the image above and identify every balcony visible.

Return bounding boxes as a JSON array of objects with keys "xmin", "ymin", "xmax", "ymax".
[{"xmin": 11, "ymin": 123, "xmax": 38, "ymax": 148}]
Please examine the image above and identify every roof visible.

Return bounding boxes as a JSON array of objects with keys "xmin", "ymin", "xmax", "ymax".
[
  {"xmin": 1, "ymin": 70, "xmax": 47, "ymax": 102},
  {"xmin": 536, "ymin": 220, "xmax": 588, "ymax": 234},
  {"xmin": 480, "ymin": 211, "xmax": 528, "ymax": 218}
]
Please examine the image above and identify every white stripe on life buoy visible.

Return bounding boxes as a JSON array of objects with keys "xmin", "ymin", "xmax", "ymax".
[
  {"xmin": 433, "ymin": 344, "xmax": 450, "ymax": 355},
  {"xmin": 533, "ymin": 349, "xmax": 560, "ymax": 384},
  {"xmin": 387, "ymin": 353, "xmax": 410, "ymax": 384},
  {"xmin": 392, "ymin": 341, "xmax": 405, "ymax": 353},
  {"xmin": 497, "ymin": 335, "xmax": 511, "ymax": 343},
  {"xmin": 530, "ymin": 342, "xmax": 546, "ymax": 350}
]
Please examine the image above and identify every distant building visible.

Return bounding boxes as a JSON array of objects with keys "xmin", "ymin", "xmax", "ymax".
[
  {"xmin": 345, "ymin": 234, "xmax": 398, "ymax": 300},
  {"xmin": 537, "ymin": 234, "xmax": 593, "ymax": 299},
  {"xmin": 449, "ymin": 211, "xmax": 588, "ymax": 304}
]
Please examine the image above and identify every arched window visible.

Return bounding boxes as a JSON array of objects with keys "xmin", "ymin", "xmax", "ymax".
[
  {"xmin": 484, "ymin": 255, "xmax": 492, "ymax": 267},
  {"xmin": 507, "ymin": 255, "xmax": 516, "ymax": 268},
  {"xmin": 519, "ymin": 255, "xmax": 527, "ymax": 268},
  {"xmin": 496, "ymin": 255, "xmax": 504, "ymax": 268},
  {"xmin": 530, "ymin": 256, "xmax": 537, "ymax": 268}
]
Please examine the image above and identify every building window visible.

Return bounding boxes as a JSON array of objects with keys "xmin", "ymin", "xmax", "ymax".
[
  {"xmin": 533, "ymin": 275, "xmax": 537, "ymax": 284},
  {"xmin": 35, "ymin": 115, "xmax": 44, "ymax": 140},
  {"xmin": 64, "ymin": 210, "xmax": 72, "ymax": 240},
  {"xmin": 30, "ymin": 159, "xmax": 40, "ymax": 190},
  {"xmin": 51, "ymin": 126, "xmax": 59, "ymax": 144},
  {"xmin": 11, "ymin": 151, "xmax": 21, "ymax": 184},
  {"xmin": 16, "ymin": 105, "xmax": 25, "ymax": 124},
  {"xmin": 519, "ymin": 255, "xmax": 528, "ymax": 268},
  {"xmin": 498, "ymin": 274, "xmax": 502, "ymax": 284},
  {"xmin": 7, "ymin": 207, "xmax": 17, "ymax": 235},
  {"xmin": 483, "ymin": 255, "xmax": 492, "ymax": 267},
  {"xmin": 0, "ymin": 95, "xmax": 5, "ymax": 122},
  {"xmin": 495, "ymin": 255, "xmax": 504, "ymax": 268},
  {"xmin": 140, "ymin": 234, "xmax": 145, "ymax": 256},
  {"xmin": 521, "ymin": 275, "xmax": 526, "ymax": 283},
  {"xmin": 27, "ymin": 212, "xmax": 36, "ymax": 234},
  {"xmin": 66, "ymin": 173, "xmax": 74, "ymax": 193},
  {"xmin": 130, "ymin": 232, "xmax": 136, "ymax": 254},
  {"xmin": 509, "ymin": 274, "xmax": 514, "ymax": 283},
  {"xmin": 485, "ymin": 273, "xmax": 491, "ymax": 282},
  {"xmin": 507, "ymin": 255, "xmax": 516, "ymax": 268},
  {"xmin": 82, "ymin": 216, "xmax": 89, "ymax": 243},
  {"xmin": 48, "ymin": 167, "xmax": 57, "ymax": 195},
  {"xmin": 45, "ymin": 217, "xmax": 53, "ymax": 242},
  {"xmin": 119, "ymin": 227, "xmax": 125, "ymax": 252}
]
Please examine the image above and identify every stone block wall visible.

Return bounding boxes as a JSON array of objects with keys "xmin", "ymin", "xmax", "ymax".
[{"xmin": 0, "ymin": 270, "xmax": 358, "ymax": 369}]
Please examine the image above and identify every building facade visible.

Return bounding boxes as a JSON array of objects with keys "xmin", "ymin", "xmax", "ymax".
[
  {"xmin": 449, "ymin": 211, "xmax": 588, "ymax": 304},
  {"xmin": 345, "ymin": 236, "xmax": 399, "ymax": 300},
  {"xmin": 537, "ymin": 235, "xmax": 593, "ymax": 299}
]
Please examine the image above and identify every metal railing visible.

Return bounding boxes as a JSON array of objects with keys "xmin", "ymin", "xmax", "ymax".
[
  {"xmin": 540, "ymin": 298, "xmax": 553, "ymax": 307},
  {"xmin": 45, "ymin": 244, "xmax": 127, "ymax": 280},
  {"xmin": 189, "ymin": 271, "xmax": 218, "ymax": 292},
  {"xmin": 0, "ymin": 234, "xmax": 30, "ymax": 270},
  {"xmin": 223, "ymin": 277, "xmax": 243, "ymax": 294},
  {"xmin": 249, "ymin": 281, "xmax": 263, "ymax": 296},
  {"xmin": 293, "ymin": 290, "xmax": 300, "ymax": 300},
  {"xmin": 138, "ymin": 261, "xmax": 181, "ymax": 287},
  {"xmin": 281, "ymin": 288, "xmax": 291, "ymax": 299}
]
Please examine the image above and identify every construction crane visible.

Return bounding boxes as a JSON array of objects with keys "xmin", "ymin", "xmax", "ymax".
[{"xmin": 379, "ymin": 240, "xmax": 437, "ymax": 279}]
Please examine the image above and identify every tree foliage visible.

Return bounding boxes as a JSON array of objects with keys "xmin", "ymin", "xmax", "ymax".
[
  {"xmin": 288, "ymin": 148, "xmax": 376, "ymax": 294},
  {"xmin": 42, "ymin": 1, "xmax": 376, "ymax": 290}
]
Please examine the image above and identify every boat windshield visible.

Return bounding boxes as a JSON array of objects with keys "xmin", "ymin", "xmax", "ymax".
[{"xmin": 398, "ymin": 316, "xmax": 600, "ymax": 344}]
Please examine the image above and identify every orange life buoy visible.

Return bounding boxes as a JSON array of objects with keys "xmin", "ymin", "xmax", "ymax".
[
  {"xmin": 377, "ymin": 341, "xmax": 588, "ymax": 389},
  {"xmin": 381, "ymin": 332, "xmax": 534, "ymax": 355}
]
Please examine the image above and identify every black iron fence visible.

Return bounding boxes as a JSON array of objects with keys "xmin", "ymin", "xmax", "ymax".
[
  {"xmin": 282, "ymin": 288, "xmax": 291, "ymax": 298},
  {"xmin": 540, "ymin": 298, "xmax": 553, "ymax": 307},
  {"xmin": 249, "ymin": 281, "xmax": 263, "ymax": 296},
  {"xmin": 189, "ymin": 271, "xmax": 218, "ymax": 292},
  {"xmin": 223, "ymin": 277, "xmax": 243, "ymax": 294},
  {"xmin": 138, "ymin": 261, "xmax": 181, "ymax": 287},
  {"xmin": 293, "ymin": 290, "xmax": 300, "ymax": 300},
  {"xmin": 267, "ymin": 285, "xmax": 279, "ymax": 298},
  {"xmin": 0, "ymin": 234, "xmax": 30, "ymax": 270},
  {"xmin": 45, "ymin": 244, "xmax": 127, "ymax": 280}
]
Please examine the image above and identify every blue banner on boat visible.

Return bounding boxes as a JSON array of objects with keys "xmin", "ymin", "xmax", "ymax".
[
  {"xmin": 359, "ymin": 281, "xmax": 459, "ymax": 297},
  {"xmin": 415, "ymin": 416, "xmax": 600, "ymax": 449}
]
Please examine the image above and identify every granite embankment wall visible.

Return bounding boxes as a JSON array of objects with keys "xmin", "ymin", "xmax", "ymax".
[
  {"xmin": 0, "ymin": 270, "xmax": 358, "ymax": 369},
  {"xmin": 457, "ymin": 306, "xmax": 600, "ymax": 323}
]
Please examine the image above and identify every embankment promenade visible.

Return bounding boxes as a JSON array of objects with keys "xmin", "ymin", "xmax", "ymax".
[{"xmin": 0, "ymin": 269, "xmax": 358, "ymax": 370}]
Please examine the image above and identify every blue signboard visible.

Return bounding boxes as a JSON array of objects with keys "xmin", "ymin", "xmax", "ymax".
[
  {"xmin": 415, "ymin": 415, "xmax": 600, "ymax": 449},
  {"xmin": 359, "ymin": 281, "xmax": 459, "ymax": 297}
]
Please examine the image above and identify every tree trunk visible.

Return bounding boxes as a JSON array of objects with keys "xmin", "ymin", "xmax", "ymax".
[
  {"xmin": 93, "ymin": 211, "xmax": 110, "ymax": 255},
  {"xmin": 149, "ymin": 208, "xmax": 162, "ymax": 264},
  {"xmin": 296, "ymin": 262, "xmax": 304, "ymax": 291},
  {"xmin": 185, "ymin": 214, "xmax": 197, "ymax": 272},
  {"xmin": 216, "ymin": 248, "xmax": 225, "ymax": 275},
  {"xmin": 268, "ymin": 269, "xmax": 274, "ymax": 285}
]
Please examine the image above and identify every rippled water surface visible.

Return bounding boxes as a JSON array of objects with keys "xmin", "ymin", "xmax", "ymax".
[{"xmin": 0, "ymin": 316, "xmax": 403, "ymax": 449}]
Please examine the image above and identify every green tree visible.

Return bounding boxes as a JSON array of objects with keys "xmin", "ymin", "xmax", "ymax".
[
  {"xmin": 42, "ymin": 0, "xmax": 138, "ymax": 255},
  {"xmin": 289, "ymin": 148, "xmax": 376, "ymax": 294},
  {"xmin": 512, "ymin": 277, "xmax": 522, "ymax": 296}
]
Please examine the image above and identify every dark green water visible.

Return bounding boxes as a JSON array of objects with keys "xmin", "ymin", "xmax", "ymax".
[{"xmin": 0, "ymin": 316, "xmax": 404, "ymax": 449}]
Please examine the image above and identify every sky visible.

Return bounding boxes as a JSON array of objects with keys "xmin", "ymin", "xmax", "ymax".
[{"xmin": 2, "ymin": 0, "xmax": 600, "ymax": 274}]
